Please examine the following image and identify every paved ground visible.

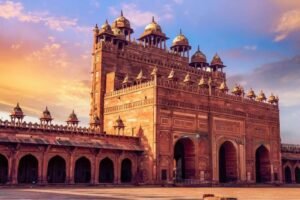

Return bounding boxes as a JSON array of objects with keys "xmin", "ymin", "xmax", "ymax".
[{"xmin": 0, "ymin": 186, "xmax": 300, "ymax": 200}]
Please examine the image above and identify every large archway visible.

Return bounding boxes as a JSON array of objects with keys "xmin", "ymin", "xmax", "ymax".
[
  {"xmin": 295, "ymin": 167, "xmax": 300, "ymax": 184},
  {"xmin": 255, "ymin": 145, "xmax": 271, "ymax": 183},
  {"xmin": 47, "ymin": 156, "xmax": 66, "ymax": 183},
  {"xmin": 0, "ymin": 154, "xmax": 8, "ymax": 184},
  {"xmin": 121, "ymin": 158, "xmax": 132, "ymax": 183},
  {"xmin": 218, "ymin": 141, "xmax": 238, "ymax": 183},
  {"xmin": 18, "ymin": 154, "xmax": 38, "ymax": 184},
  {"xmin": 284, "ymin": 166, "xmax": 292, "ymax": 183},
  {"xmin": 74, "ymin": 157, "xmax": 91, "ymax": 183},
  {"xmin": 99, "ymin": 158, "xmax": 114, "ymax": 183},
  {"xmin": 174, "ymin": 137, "xmax": 195, "ymax": 180}
]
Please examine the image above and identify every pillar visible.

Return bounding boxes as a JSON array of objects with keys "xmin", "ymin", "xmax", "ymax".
[
  {"xmin": 67, "ymin": 152, "xmax": 75, "ymax": 184},
  {"xmin": 41, "ymin": 152, "xmax": 48, "ymax": 184},
  {"xmin": 11, "ymin": 153, "xmax": 18, "ymax": 184},
  {"xmin": 38, "ymin": 155, "xmax": 43, "ymax": 184},
  {"xmin": 239, "ymin": 143, "xmax": 246, "ymax": 182}
]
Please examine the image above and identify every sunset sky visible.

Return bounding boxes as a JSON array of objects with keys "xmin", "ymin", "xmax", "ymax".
[{"xmin": 0, "ymin": 0, "xmax": 300, "ymax": 143}]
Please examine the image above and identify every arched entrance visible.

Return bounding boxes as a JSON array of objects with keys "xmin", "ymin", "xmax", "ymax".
[
  {"xmin": 218, "ymin": 141, "xmax": 238, "ymax": 183},
  {"xmin": 0, "ymin": 154, "xmax": 8, "ymax": 184},
  {"xmin": 295, "ymin": 167, "xmax": 300, "ymax": 184},
  {"xmin": 121, "ymin": 158, "xmax": 132, "ymax": 183},
  {"xmin": 99, "ymin": 158, "xmax": 114, "ymax": 183},
  {"xmin": 74, "ymin": 157, "xmax": 91, "ymax": 183},
  {"xmin": 255, "ymin": 145, "xmax": 271, "ymax": 183},
  {"xmin": 174, "ymin": 137, "xmax": 195, "ymax": 180},
  {"xmin": 18, "ymin": 154, "xmax": 38, "ymax": 184},
  {"xmin": 47, "ymin": 156, "xmax": 66, "ymax": 183},
  {"xmin": 284, "ymin": 166, "xmax": 292, "ymax": 183}
]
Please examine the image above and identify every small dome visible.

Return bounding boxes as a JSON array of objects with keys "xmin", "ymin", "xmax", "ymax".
[
  {"xmin": 219, "ymin": 80, "xmax": 228, "ymax": 92},
  {"xmin": 151, "ymin": 66, "xmax": 158, "ymax": 76},
  {"xmin": 145, "ymin": 16, "xmax": 162, "ymax": 33},
  {"xmin": 40, "ymin": 107, "xmax": 52, "ymax": 121},
  {"xmin": 211, "ymin": 53, "xmax": 224, "ymax": 66},
  {"xmin": 112, "ymin": 10, "xmax": 132, "ymax": 31},
  {"xmin": 99, "ymin": 20, "xmax": 113, "ymax": 35},
  {"xmin": 268, "ymin": 93, "xmax": 277, "ymax": 104},
  {"xmin": 198, "ymin": 76, "xmax": 208, "ymax": 88},
  {"xmin": 10, "ymin": 103, "xmax": 24, "ymax": 119},
  {"xmin": 122, "ymin": 73, "xmax": 131, "ymax": 84},
  {"xmin": 183, "ymin": 72, "xmax": 193, "ymax": 84},
  {"xmin": 231, "ymin": 84, "xmax": 243, "ymax": 96},
  {"xmin": 191, "ymin": 46, "xmax": 207, "ymax": 64},
  {"xmin": 168, "ymin": 68, "xmax": 176, "ymax": 80},
  {"xmin": 136, "ymin": 69, "xmax": 147, "ymax": 81},
  {"xmin": 172, "ymin": 29, "xmax": 189, "ymax": 46},
  {"xmin": 247, "ymin": 88, "xmax": 256, "ymax": 99},
  {"xmin": 257, "ymin": 90, "xmax": 267, "ymax": 102},
  {"xmin": 67, "ymin": 110, "xmax": 79, "ymax": 124}
]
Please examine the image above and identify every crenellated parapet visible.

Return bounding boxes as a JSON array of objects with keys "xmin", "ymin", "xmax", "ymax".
[
  {"xmin": 0, "ymin": 118, "xmax": 140, "ymax": 141},
  {"xmin": 105, "ymin": 70, "xmax": 279, "ymax": 110},
  {"xmin": 282, "ymin": 144, "xmax": 300, "ymax": 153}
]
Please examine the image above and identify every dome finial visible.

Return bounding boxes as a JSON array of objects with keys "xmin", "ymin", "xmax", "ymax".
[
  {"xmin": 197, "ymin": 45, "xmax": 200, "ymax": 51},
  {"xmin": 105, "ymin": 19, "xmax": 108, "ymax": 24},
  {"xmin": 152, "ymin": 16, "xmax": 155, "ymax": 22},
  {"xmin": 121, "ymin": 10, "xmax": 123, "ymax": 16},
  {"xmin": 180, "ymin": 28, "xmax": 182, "ymax": 35}
]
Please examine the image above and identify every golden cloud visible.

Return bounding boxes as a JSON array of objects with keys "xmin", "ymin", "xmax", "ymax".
[{"xmin": 274, "ymin": 10, "xmax": 300, "ymax": 41}]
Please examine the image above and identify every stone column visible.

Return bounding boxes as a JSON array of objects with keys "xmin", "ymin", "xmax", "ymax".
[
  {"xmin": 38, "ymin": 154, "xmax": 43, "ymax": 184},
  {"xmin": 67, "ymin": 150, "xmax": 75, "ymax": 184},
  {"xmin": 41, "ymin": 151, "xmax": 48, "ymax": 184},
  {"xmin": 239, "ymin": 143, "xmax": 246, "ymax": 182},
  {"xmin": 292, "ymin": 166, "xmax": 296, "ymax": 183},
  {"xmin": 11, "ymin": 153, "xmax": 18, "ymax": 184},
  {"xmin": 115, "ymin": 154, "xmax": 120, "ymax": 184}
]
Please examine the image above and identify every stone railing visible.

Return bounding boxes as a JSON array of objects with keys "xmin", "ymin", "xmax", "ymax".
[
  {"xmin": 105, "ymin": 80, "xmax": 154, "ymax": 97},
  {"xmin": 0, "ymin": 119, "xmax": 139, "ymax": 140},
  {"xmin": 281, "ymin": 144, "xmax": 300, "ymax": 153},
  {"xmin": 157, "ymin": 79, "xmax": 209, "ymax": 96},
  {"xmin": 105, "ymin": 78, "xmax": 278, "ymax": 110}
]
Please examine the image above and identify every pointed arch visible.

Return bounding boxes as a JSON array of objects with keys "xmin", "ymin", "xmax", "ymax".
[
  {"xmin": 74, "ymin": 157, "xmax": 91, "ymax": 183},
  {"xmin": 121, "ymin": 158, "xmax": 132, "ymax": 183},
  {"xmin": 173, "ymin": 137, "xmax": 195, "ymax": 180},
  {"xmin": 0, "ymin": 154, "xmax": 8, "ymax": 184},
  {"xmin": 18, "ymin": 154, "xmax": 38, "ymax": 184},
  {"xmin": 99, "ymin": 157, "xmax": 114, "ymax": 183},
  {"xmin": 47, "ymin": 155, "xmax": 66, "ymax": 183},
  {"xmin": 284, "ymin": 166, "xmax": 292, "ymax": 184},
  {"xmin": 218, "ymin": 141, "xmax": 238, "ymax": 183},
  {"xmin": 255, "ymin": 145, "xmax": 271, "ymax": 183}
]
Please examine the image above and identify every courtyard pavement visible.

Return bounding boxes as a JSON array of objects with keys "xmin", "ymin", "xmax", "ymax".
[{"xmin": 0, "ymin": 186, "xmax": 300, "ymax": 200}]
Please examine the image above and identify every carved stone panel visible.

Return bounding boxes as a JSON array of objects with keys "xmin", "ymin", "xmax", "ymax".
[{"xmin": 213, "ymin": 118, "xmax": 243, "ymax": 135}]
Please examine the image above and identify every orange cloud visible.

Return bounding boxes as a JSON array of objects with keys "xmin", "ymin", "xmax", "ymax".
[
  {"xmin": 0, "ymin": 30, "xmax": 91, "ymax": 125},
  {"xmin": 274, "ymin": 10, "xmax": 300, "ymax": 41}
]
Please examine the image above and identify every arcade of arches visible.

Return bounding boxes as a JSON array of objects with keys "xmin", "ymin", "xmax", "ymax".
[
  {"xmin": 0, "ymin": 151, "xmax": 135, "ymax": 185},
  {"xmin": 282, "ymin": 165, "xmax": 300, "ymax": 184}
]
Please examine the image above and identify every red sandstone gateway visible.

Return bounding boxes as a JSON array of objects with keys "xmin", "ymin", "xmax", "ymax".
[{"xmin": 0, "ymin": 11, "xmax": 299, "ymax": 186}]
